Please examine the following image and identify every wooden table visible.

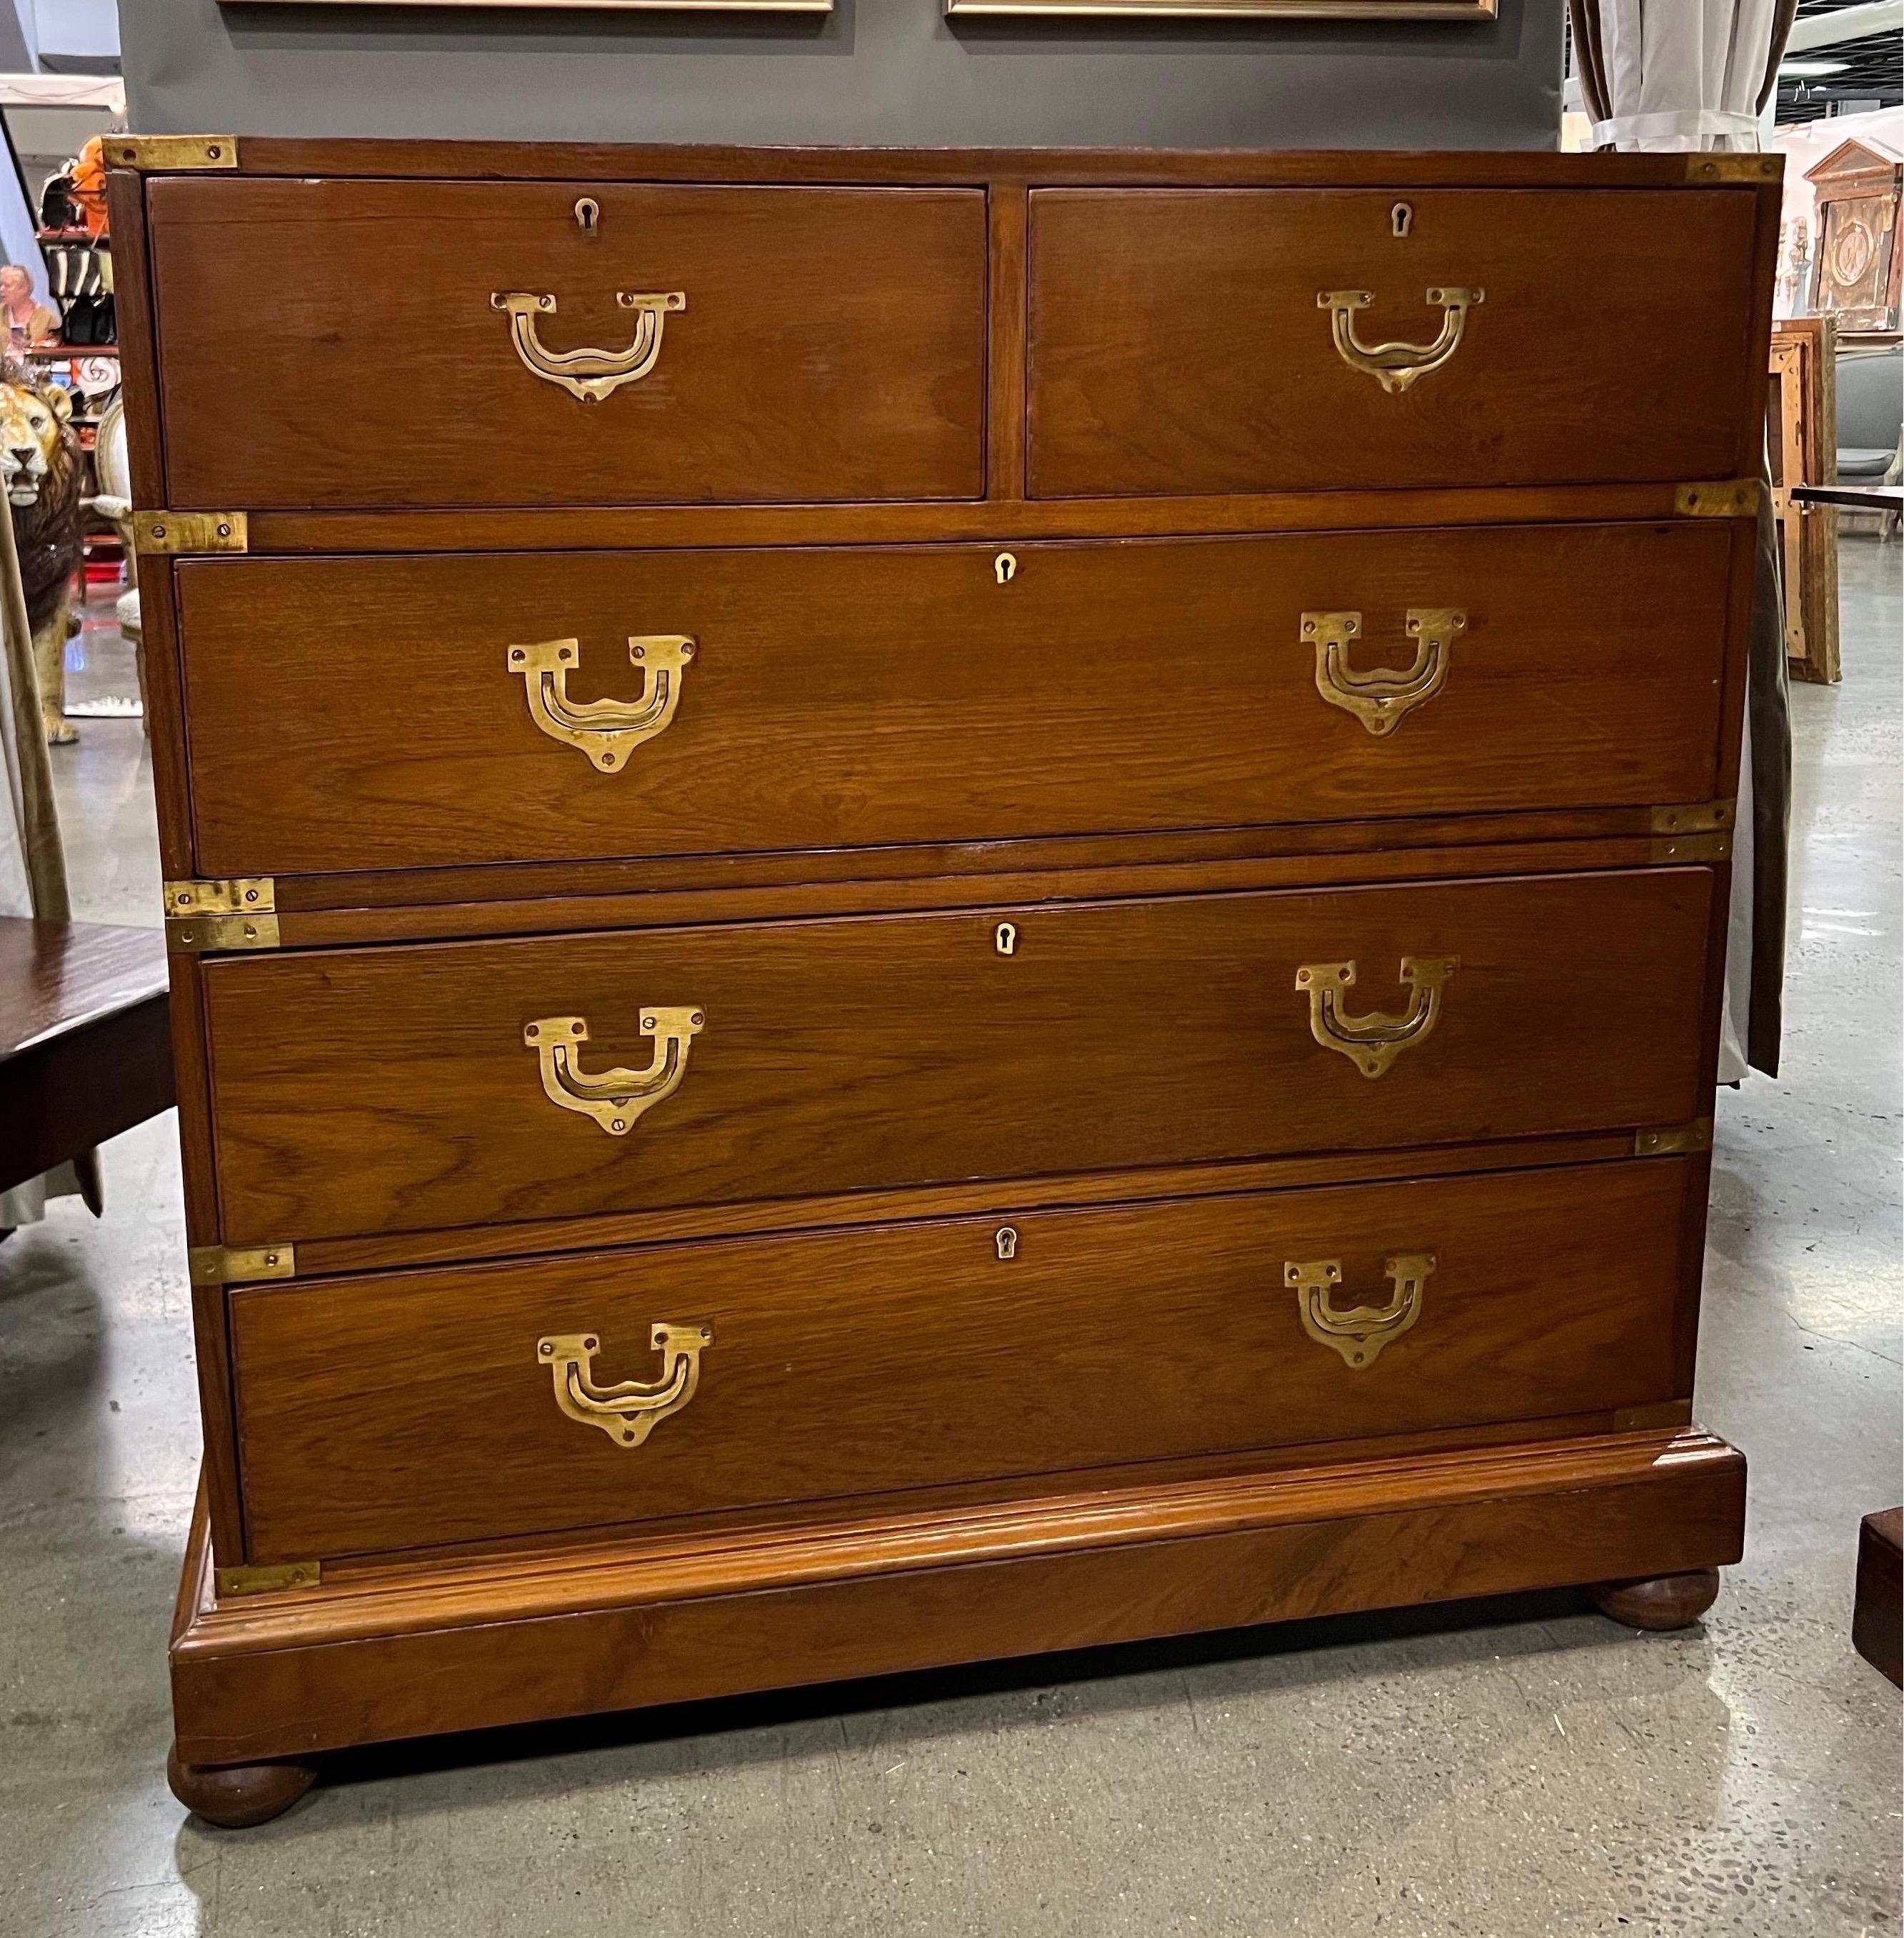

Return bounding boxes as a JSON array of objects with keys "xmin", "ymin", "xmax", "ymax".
[
  {"xmin": 0, "ymin": 918, "xmax": 173, "ymax": 1203},
  {"xmin": 1788, "ymin": 483, "xmax": 1904, "ymax": 512}
]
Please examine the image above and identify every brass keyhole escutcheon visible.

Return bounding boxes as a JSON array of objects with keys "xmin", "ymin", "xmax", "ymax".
[
  {"xmin": 1391, "ymin": 201, "xmax": 1413, "ymax": 238},
  {"xmin": 996, "ymin": 921, "xmax": 1018, "ymax": 956},
  {"xmin": 574, "ymin": 197, "xmax": 601, "ymax": 235},
  {"xmin": 995, "ymin": 552, "xmax": 1017, "ymax": 585},
  {"xmin": 996, "ymin": 1227, "xmax": 1018, "ymax": 1260}
]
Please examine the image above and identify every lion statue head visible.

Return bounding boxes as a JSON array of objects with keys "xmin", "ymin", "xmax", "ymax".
[{"xmin": 0, "ymin": 366, "xmax": 73, "ymax": 508}]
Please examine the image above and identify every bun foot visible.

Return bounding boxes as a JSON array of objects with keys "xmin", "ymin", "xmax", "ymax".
[
  {"xmin": 1591, "ymin": 1567, "xmax": 1722, "ymax": 1632},
  {"xmin": 167, "ymin": 1745, "xmax": 315, "ymax": 1827}
]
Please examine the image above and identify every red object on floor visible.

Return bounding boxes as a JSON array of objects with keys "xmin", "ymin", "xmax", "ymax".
[{"xmin": 1855, "ymin": 1510, "xmax": 1903, "ymax": 1687}]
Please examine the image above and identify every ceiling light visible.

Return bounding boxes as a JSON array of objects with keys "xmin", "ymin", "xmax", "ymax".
[{"xmin": 1780, "ymin": 59, "xmax": 1849, "ymax": 78}]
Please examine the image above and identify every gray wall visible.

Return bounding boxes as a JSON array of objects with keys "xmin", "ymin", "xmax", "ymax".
[{"xmin": 123, "ymin": 0, "xmax": 1561, "ymax": 150}]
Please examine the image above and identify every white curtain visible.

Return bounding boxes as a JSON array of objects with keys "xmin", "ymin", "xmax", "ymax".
[
  {"xmin": 1590, "ymin": 0, "xmax": 1785, "ymax": 153},
  {"xmin": 1571, "ymin": 0, "xmax": 1798, "ymax": 1083}
]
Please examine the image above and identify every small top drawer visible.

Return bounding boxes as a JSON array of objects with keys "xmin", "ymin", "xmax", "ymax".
[
  {"xmin": 146, "ymin": 179, "xmax": 988, "ymax": 509},
  {"xmin": 1028, "ymin": 189, "xmax": 1764, "ymax": 497}
]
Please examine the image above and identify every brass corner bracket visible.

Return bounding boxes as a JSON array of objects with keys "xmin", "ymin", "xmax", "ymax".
[
  {"xmin": 110, "ymin": 135, "xmax": 239, "ymax": 173},
  {"xmin": 1683, "ymin": 155, "xmax": 1781, "ymax": 185},
  {"xmin": 215, "ymin": 1559, "xmax": 320, "ymax": 1598},
  {"xmin": 1649, "ymin": 799, "xmax": 1735, "ymax": 864},
  {"xmin": 189, "ymin": 1243, "xmax": 296, "ymax": 1286},
  {"xmin": 1650, "ymin": 801, "xmax": 1735, "ymax": 836},
  {"xmin": 134, "ymin": 511, "xmax": 248, "ymax": 556},
  {"xmin": 165, "ymin": 878, "xmax": 278, "ymax": 953},
  {"xmin": 1675, "ymin": 481, "xmax": 1760, "ymax": 518},
  {"xmin": 1634, "ymin": 1120, "xmax": 1714, "ymax": 1158}
]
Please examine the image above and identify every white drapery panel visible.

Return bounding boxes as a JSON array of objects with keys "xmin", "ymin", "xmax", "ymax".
[
  {"xmin": 1568, "ymin": 0, "xmax": 1798, "ymax": 1085},
  {"xmin": 1573, "ymin": 0, "xmax": 1799, "ymax": 151},
  {"xmin": 1591, "ymin": 0, "xmax": 1787, "ymax": 151}
]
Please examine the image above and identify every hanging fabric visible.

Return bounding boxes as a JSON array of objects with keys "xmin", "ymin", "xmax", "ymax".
[{"xmin": 1568, "ymin": 0, "xmax": 1799, "ymax": 1081}]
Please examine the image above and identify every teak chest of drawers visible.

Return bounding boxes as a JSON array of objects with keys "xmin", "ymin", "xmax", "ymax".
[{"xmin": 109, "ymin": 139, "xmax": 1780, "ymax": 1827}]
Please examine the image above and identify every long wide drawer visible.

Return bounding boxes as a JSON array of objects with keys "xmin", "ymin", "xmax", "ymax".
[
  {"xmin": 229, "ymin": 1158, "xmax": 1698, "ymax": 1564},
  {"xmin": 202, "ymin": 868, "xmax": 1715, "ymax": 1245},
  {"xmin": 176, "ymin": 522, "xmax": 1738, "ymax": 878},
  {"xmin": 1028, "ymin": 189, "xmax": 1764, "ymax": 496},
  {"xmin": 146, "ymin": 179, "xmax": 987, "ymax": 508}
]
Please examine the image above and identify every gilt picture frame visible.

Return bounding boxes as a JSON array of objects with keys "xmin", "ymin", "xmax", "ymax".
[
  {"xmin": 223, "ymin": 1, "xmax": 834, "ymax": 11},
  {"xmin": 944, "ymin": 0, "xmax": 1493, "ymax": 17}
]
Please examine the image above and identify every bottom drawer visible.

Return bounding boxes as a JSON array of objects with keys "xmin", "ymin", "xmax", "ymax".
[{"xmin": 230, "ymin": 1158, "xmax": 1699, "ymax": 1565}]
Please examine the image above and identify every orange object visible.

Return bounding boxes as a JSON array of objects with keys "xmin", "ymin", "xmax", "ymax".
[{"xmin": 69, "ymin": 136, "xmax": 108, "ymax": 236}]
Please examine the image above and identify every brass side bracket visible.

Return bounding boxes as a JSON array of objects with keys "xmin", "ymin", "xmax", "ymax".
[
  {"xmin": 165, "ymin": 877, "xmax": 278, "ymax": 953},
  {"xmin": 1650, "ymin": 801, "xmax": 1735, "ymax": 836},
  {"xmin": 1674, "ymin": 481, "xmax": 1760, "ymax": 518},
  {"xmin": 189, "ymin": 1243, "xmax": 296, "ymax": 1285},
  {"xmin": 109, "ymin": 136, "xmax": 239, "ymax": 173},
  {"xmin": 215, "ymin": 1560, "xmax": 321, "ymax": 1598},
  {"xmin": 1650, "ymin": 833, "xmax": 1733, "ymax": 864},
  {"xmin": 1683, "ymin": 155, "xmax": 1781, "ymax": 184},
  {"xmin": 134, "ymin": 511, "xmax": 248, "ymax": 556},
  {"xmin": 1634, "ymin": 1120, "xmax": 1714, "ymax": 1158},
  {"xmin": 1649, "ymin": 800, "xmax": 1735, "ymax": 864}
]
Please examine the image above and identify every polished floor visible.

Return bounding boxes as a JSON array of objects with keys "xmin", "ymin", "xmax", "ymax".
[{"xmin": 2, "ymin": 544, "xmax": 1900, "ymax": 1937}]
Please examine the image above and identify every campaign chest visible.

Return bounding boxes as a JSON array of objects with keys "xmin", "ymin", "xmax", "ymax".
[{"xmin": 108, "ymin": 139, "xmax": 1779, "ymax": 1826}]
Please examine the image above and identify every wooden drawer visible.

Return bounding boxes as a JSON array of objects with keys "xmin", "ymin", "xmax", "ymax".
[
  {"xmin": 229, "ymin": 1158, "xmax": 1697, "ymax": 1564},
  {"xmin": 1028, "ymin": 189, "xmax": 1763, "ymax": 496},
  {"xmin": 146, "ymin": 179, "xmax": 986, "ymax": 508},
  {"xmin": 201, "ymin": 868, "xmax": 1715, "ymax": 1245},
  {"xmin": 176, "ymin": 521, "xmax": 1736, "ymax": 878}
]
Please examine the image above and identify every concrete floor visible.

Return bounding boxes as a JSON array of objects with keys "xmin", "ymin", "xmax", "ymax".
[{"xmin": 2, "ymin": 543, "xmax": 1899, "ymax": 1938}]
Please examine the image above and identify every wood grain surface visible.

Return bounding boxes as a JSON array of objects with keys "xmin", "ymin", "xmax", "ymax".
[
  {"xmin": 127, "ymin": 144, "xmax": 1781, "ymax": 189},
  {"xmin": 0, "ymin": 918, "xmax": 173, "ymax": 1198},
  {"xmin": 200, "ymin": 868, "xmax": 1715, "ymax": 1245},
  {"xmin": 175, "ymin": 523, "xmax": 1735, "ymax": 878},
  {"xmin": 1028, "ymin": 189, "xmax": 1763, "ymax": 496},
  {"xmin": 228, "ymin": 1159, "xmax": 1696, "ymax": 1563},
  {"xmin": 170, "ymin": 1430, "xmax": 1749, "ymax": 1764},
  {"xmin": 148, "ymin": 180, "xmax": 987, "ymax": 509}
]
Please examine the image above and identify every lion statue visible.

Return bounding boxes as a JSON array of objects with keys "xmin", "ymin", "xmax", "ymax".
[{"xmin": 0, "ymin": 362, "xmax": 83, "ymax": 744}]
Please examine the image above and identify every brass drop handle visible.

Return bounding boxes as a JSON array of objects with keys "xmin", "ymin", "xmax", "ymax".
[
  {"xmin": 1306, "ymin": 608, "xmax": 1465, "ymax": 737},
  {"xmin": 1286, "ymin": 1254, "xmax": 1434, "ymax": 1369},
  {"xmin": 508, "ymin": 635, "xmax": 694, "ymax": 771},
  {"xmin": 524, "ymin": 1008, "xmax": 704, "ymax": 1135},
  {"xmin": 538, "ymin": 1323, "xmax": 711, "ymax": 1447},
  {"xmin": 1296, "ymin": 955, "xmax": 1458, "ymax": 1079},
  {"xmin": 491, "ymin": 289, "xmax": 686, "ymax": 403},
  {"xmin": 1318, "ymin": 286, "xmax": 1483, "ymax": 395}
]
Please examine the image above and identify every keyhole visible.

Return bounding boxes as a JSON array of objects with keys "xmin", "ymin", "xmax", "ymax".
[
  {"xmin": 995, "ymin": 1227, "xmax": 1018, "ymax": 1261},
  {"xmin": 1392, "ymin": 201, "xmax": 1413, "ymax": 238},
  {"xmin": 575, "ymin": 197, "xmax": 601, "ymax": 236},
  {"xmin": 996, "ymin": 921, "xmax": 1018, "ymax": 956},
  {"xmin": 995, "ymin": 552, "xmax": 1017, "ymax": 585}
]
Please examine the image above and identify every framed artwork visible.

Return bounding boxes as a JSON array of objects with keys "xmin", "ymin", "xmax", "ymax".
[
  {"xmin": 224, "ymin": 1, "xmax": 835, "ymax": 10},
  {"xmin": 1805, "ymin": 138, "xmax": 1903, "ymax": 336},
  {"xmin": 944, "ymin": 0, "xmax": 1492, "ymax": 16}
]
